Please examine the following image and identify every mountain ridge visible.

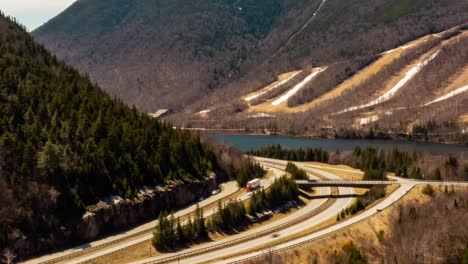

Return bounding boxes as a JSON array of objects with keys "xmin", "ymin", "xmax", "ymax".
[{"xmin": 32, "ymin": 0, "xmax": 468, "ymax": 143}]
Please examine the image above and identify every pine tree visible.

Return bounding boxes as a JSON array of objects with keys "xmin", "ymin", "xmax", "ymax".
[
  {"xmin": 175, "ymin": 217, "xmax": 184, "ymax": 245},
  {"xmin": 184, "ymin": 217, "xmax": 194, "ymax": 243}
]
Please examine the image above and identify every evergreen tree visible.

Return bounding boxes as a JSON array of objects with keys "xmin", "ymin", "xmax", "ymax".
[{"xmin": 175, "ymin": 217, "xmax": 184, "ymax": 245}]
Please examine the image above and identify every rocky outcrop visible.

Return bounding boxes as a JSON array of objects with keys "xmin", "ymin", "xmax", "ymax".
[
  {"xmin": 18, "ymin": 175, "xmax": 217, "ymax": 260},
  {"xmin": 77, "ymin": 175, "xmax": 216, "ymax": 241}
]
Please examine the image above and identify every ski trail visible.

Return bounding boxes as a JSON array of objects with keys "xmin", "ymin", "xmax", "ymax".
[
  {"xmin": 244, "ymin": 71, "xmax": 302, "ymax": 101},
  {"xmin": 272, "ymin": 67, "xmax": 327, "ymax": 106},
  {"xmin": 335, "ymin": 50, "xmax": 441, "ymax": 115},
  {"xmin": 271, "ymin": 0, "xmax": 327, "ymax": 58},
  {"xmin": 423, "ymin": 85, "xmax": 468, "ymax": 106}
]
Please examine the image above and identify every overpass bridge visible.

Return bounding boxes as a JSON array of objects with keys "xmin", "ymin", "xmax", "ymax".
[{"xmin": 295, "ymin": 180, "xmax": 396, "ymax": 188}]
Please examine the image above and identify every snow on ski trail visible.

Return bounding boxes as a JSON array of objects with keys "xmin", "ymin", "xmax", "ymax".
[
  {"xmin": 272, "ymin": 67, "xmax": 327, "ymax": 106},
  {"xmin": 244, "ymin": 71, "xmax": 302, "ymax": 101},
  {"xmin": 423, "ymin": 85, "xmax": 468, "ymax": 106},
  {"xmin": 335, "ymin": 50, "xmax": 440, "ymax": 114}
]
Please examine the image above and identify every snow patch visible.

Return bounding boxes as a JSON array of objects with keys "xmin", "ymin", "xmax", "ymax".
[
  {"xmin": 423, "ymin": 85, "xmax": 468, "ymax": 106},
  {"xmin": 244, "ymin": 71, "xmax": 302, "ymax": 101},
  {"xmin": 197, "ymin": 109, "xmax": 211, "ymax": 117},
  {"xmin": 248, "ymin": 113, "xmax": 276, "ymax": 118},
  {"xmin": 380, "ymin": 39, "xmax": 427, "ymax": 55},
  {"xmin": 148, "ymin": 109, "xmax": 169, "ymax": 118},
  {"xmin": 380, "ymin": 42, "xmax": 417, "ymax": 55},
  {"xmin": 336, "ymin": 50, "xmax": 440, "ymax": 114},
  {"xmin": 360, "ymin": 115, "xmax": 380, "ymax": 125},
  {"xmin": 272, "ymin": 67, "xmax": 327, "ymax": 106},
  {"xmin": 359, "ymin": 111, "xmax": 393, "ymax": 125}
]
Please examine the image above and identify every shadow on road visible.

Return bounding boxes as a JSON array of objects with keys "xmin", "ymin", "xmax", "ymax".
[{"xmin": 311, "ymin": 194, "xmax": 360, "ymax": 199}]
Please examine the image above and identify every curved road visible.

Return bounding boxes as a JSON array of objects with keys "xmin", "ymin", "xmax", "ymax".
[
  {"xmin": 216, "ymin": 161, "xmax": 468, "ymax": 264},
  {"xmin": 24, "ymin": 165, "xmax": 291, "ymax": 264},
  {"xmin": 24, "ymin": 180, "xmax": 241, "ymax": 264},
  {"xmin": 132, "ymin": 160, "xmax": 355, "ymax": 264}
]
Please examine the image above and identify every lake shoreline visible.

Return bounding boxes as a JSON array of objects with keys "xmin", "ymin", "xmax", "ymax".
[
  {"xmin": 209, "ymin": 133, "xmax": 468, "ymax": 156},
  {"xmin": 199, "ymin": 129, "xmax": 467, "ymax": 148}
]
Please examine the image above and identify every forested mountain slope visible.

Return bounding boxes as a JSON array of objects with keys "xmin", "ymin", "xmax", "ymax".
[
  {"xmin": 33, "ymin": 0, "xmax": 318, "ymax": 112},
  {"xmin": 33, "ymin": 0, "xmax": 468, "ymax": 143},
  {"xmin": 0, "ymin": 14, "xmax": 236, "ymax": 259},
  {"xmin": 184, "ymin": 25, "xmax": 468, "ymax": 144}
]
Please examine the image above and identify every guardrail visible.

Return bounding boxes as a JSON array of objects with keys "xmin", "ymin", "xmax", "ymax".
[
  {"xmin": 295, "ymin": 180, "xmax": 396, "ymax": 188},
  {"xmin": 133, "ymin": 192, "xmax": 338, "ymax": 264},
  {"xmin": 228, "ymin": 184, "xmax": 415, "ymax": 264},
  {"xmin": 40, "ymin": 188, "xmax": 244, "ymax": 264}
]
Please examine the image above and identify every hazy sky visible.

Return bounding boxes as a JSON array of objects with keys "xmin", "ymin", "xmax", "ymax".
[{"xmin": 0, "ymin": 0, "xmax": 76, "ymax": 31}]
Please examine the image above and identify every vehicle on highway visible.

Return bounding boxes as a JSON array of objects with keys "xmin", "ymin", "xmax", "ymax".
[
  {"xmin": 211, "ymin": 188, "xmax": 221, "ymax": 195},
  {"xmin": 246, "ymin": 178, "xmax": 261, "ymax": 192}
]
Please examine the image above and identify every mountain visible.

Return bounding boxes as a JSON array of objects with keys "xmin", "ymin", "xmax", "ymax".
[
  {"xmin": 186, "ymin": 25, "xmax": 468, "ymax": 144},
  {"xmin": 0, "ymin": 13, "xmax": 240, "ymax": 259},
  {"xmin": 33, "ymin": 0, "xmax": 317, "ymax": 112},
  {"xmin": 33, "ymin": 0, "xmax": 468, "ymax": 142}
]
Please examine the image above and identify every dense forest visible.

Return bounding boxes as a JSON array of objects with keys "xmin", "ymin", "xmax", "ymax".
[
  {"xmin": 152, "ymin": 176, "xmax": 299, "ymax": 250},
  {"xmin": 285, "ymin": 162, "xmax": 308, "ymax": 180},
  {"xmin": 152, "ymin": 205, "xmax": 208, "ymax": 251},
  {"xmin": 247, "ymin": 144, "xmax": 329, "ymax": 162},
  {"xmin": 0, "ymin": 14, "xmax": 242, "ymax": 258},
  {"xmin": 250, "ymin": 145, "xmax": 468, "ymax": 181}
]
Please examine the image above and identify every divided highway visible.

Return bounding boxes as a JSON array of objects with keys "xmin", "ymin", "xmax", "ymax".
[
  {"xmin": 24, "ymin": 181, "xmax": 241, "ymax": 264},
  {"xmin": 23, "ymin": 163, "xmax": 288, "ymax": 264},
  {"xmin": 133, "ymin": 159, "xmax": 355, "ymax": 264},
  {"xmin": 24, "ymin": 157, "xmax": 466, "ymax": 264}
]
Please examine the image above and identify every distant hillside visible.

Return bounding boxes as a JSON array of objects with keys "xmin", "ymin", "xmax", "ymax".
[
  {"xmin": 33, "ymin": 0, "xmax": 468, "ymax": 142},
  {"xmin": 184, "ymin": 25, "xmax": 468, "ymax": 144},
  {"xmin": 33, "ymin": 0, "xmax": 317, "ymax": 112},
  {"xmin": 0, "ymin": 13, "xmax": 238, "ymax": 259}
]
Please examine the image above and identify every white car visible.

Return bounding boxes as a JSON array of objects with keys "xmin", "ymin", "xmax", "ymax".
[{"xmin": 211, "ymin": 188, "xmax": 221, "ymax": 195}]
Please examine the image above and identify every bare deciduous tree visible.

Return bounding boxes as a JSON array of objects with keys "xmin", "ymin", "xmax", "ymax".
[{"xmin": 2, "ymin": 249, "xmax": 17, "ymax": 264}]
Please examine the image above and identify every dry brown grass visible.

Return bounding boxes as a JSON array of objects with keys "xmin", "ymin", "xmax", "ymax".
[
  {"xmin": 247, "ymin": 68, "xmax": 325, "ymax": 113},
  {"xmin": 245, "ymin": 185, "xmax": 468, "ymax": 264},
  {"xmin": 211, "ymin": 184, "xmax": 399, "ymax": 263},
  {"xmin": 243, "ymin": 71, "xmax": 301, "ymax": 103},
  {"xmin": 244, "ymin": 30, "xmax": 455, "ymax": 115},
  {"xmin": 459, "ymin": 114, "xmax": 468, "ymax": 124}
]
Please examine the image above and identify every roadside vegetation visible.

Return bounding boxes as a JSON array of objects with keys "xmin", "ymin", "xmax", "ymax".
[
  {"xmin": 152, "ymin": 205, "xmax": 207, "ymax": 251},
  {"xmin": 235, "ymin": 159, "xmax": 266, "ymax": 187},
  {"xmin": 285, "ymin": 162, "xmax": 308, "ymax": 180},
  {"xmin": 207, "ymin": 200, "xmax": 247, "ymax": 233},
  {"xmin": 247, "ymin": 187, "xmax": 468, "ymax": 264},
  {"xmin": 329, "ymin": 241, "xmax": 368, "ymax": 264},
  {"xmin": 247, "ymin": 144, "xmax": 329, "ymax": 162},
  {"xmin": 337, "ymin": 187, "xmax": 386, "ymax": 221},
  {"xmin": 383, "ymin": 188, "xmax": 468, "ymax": 263},
  {"xmin": 348, "ymin": 147, "xmax": 468, "ymax": 182},
  {"xmin": 152, "ymin": 175, "xmax": 300, "ymax": 251},
  {"xmin": 248, "ymin": 176, "xmax": 300, "ymax": 216},
  {"xmin": 251, "ymin": 145, "xmax": 468, "ymax": 181}
]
